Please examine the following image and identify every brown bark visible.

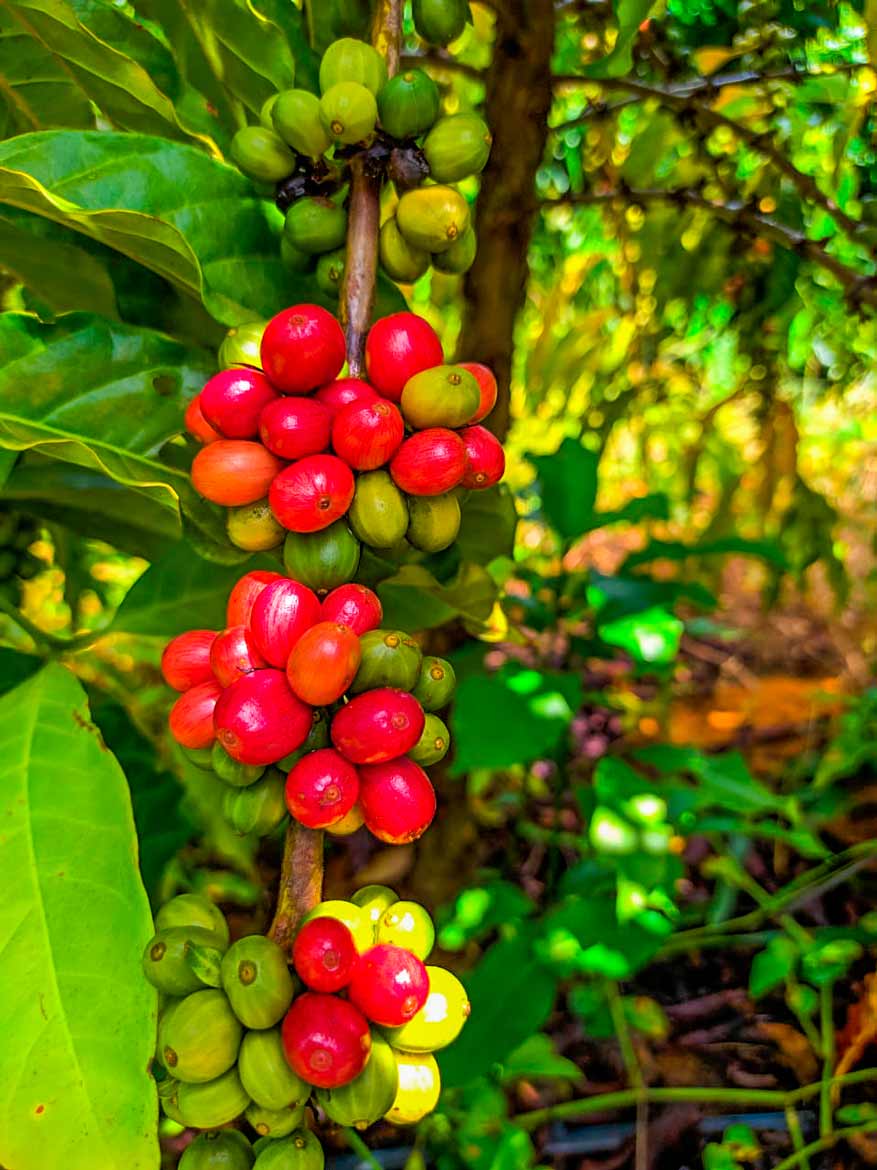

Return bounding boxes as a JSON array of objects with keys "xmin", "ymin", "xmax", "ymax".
[
  {"xmin": 456, "ymin": 0, "xmax": 556, "ymax": 440},
  {"xmin": 267, "ymin": 823, "xmax": 324, "ymax": 953}
]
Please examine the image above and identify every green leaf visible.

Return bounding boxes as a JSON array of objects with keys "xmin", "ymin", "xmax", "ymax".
[
  {"xmin": 633, "ymin": 745, "xmax": 789, "ymax": 816},
  {"xmin": 593, "ymin": 492, "xmax": 670, "ymax": 528},
  {"xmin": 749, "ymin": 936, "xmax": 798, "ymax": 998},
  {"xmin": 438, "ymin": 930, "xmax": 557, "ymax": 1088},
  {"xmin": 598, "ymin": 604, "xmax": 683, "ymax": 666},
  {"xmin": 0, "ymin": 663, "xmax": 158, "ymax": 1170},
  {"xmin": 528, "ymin": 437, "xmax": 598, "ymax": 542},
  {"xmin": 622, "ymin": 535, "xmax": 786, "ymax": 572},
  {"xmin": 543, "ymin": 895, "xmax": 664, "ymax": 978},
  {"xmin": 378, "ymin": 562, "xmax": 497, "ymax": 632},
  {"xmin": 583, "ymin": 0, "xmax": 665, "ymax": 79},
  {"xmin": 0, "ymin": 5, "xmax": 95, "ymax": 134},
  {"xmin": 456, "ymin": 485, "xmax": 518, "ymax": 566},
  {"xmin": 0, "ymin": 131, "xmax": 310, "ymax": 324},
  {"xmin": 499, "ymin": 1034, "xmax": 583, "ymax": 1084}
]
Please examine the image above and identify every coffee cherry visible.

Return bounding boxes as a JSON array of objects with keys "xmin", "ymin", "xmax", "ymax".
[
  {"xmin": 348, "ymin": 471, "xmax": 409, "ymax": 549},
  {"xmin": 283, "ymin": 522, "xmax": 361, "ymax": 594},
  {"xmin": 400, "ymin": 365, "xmax": 480, "ymax": 430},
  {"xmin": 214, "ymin": 670, "xmax": 312, "ymax": 766},
  {"xmin": 179, "ymin": 1130, "xmax": 254, "ymax": 1170},
  {"xmin": 210, "ymin": 625, "xmax": 267, "ymax": 688},
  {"xmin": 285, "ymin": 747, "xmax": 360, "ymax": 829},
  {"xmin": 284, "ymin": 197, "xmax": 348, "ymax": 256},
  {"xmin": 332, "ymin": 399, "xmax": 405, "ymax": 470},
  {"xmin": 226, "ymin": 570, "xmax": 283, "ymax": 627},
  {"xmin": 292, "ymin": 916, "xmax": 358, "ymax": 992},
  {"xmin": 239, "ymin": 1028, "xmax": 310, "ymax": 1111},
  {"xmin": 282, "ymin": 993, "xmax": 371, "ymax": 1088},
  {"xmin": 458, "ymin": 361, "xmax": 498, "ymax": 422},
  {"xmin": 396, "ymin": 186, "xmax": 470, "ymax": 253},
  {"xmin": 185, "ymin": 394, "xmax": 222, "ymax": 444},
  {"xmin": 156, "ymin": 894, "xmax": 230, "ymax": 946},
  {"xmin": 325, "ymin": 803, "xmax": 365, "ymax": 836},
  {"xmin": 320, "ymin": 584, "xmax": 383, "ymax": 635},
  {"xmin": 365, "ymin": 313, "xmax": 443, "ymax": 402},
  {"xmin": 331, "ymin": 688, "xmax": 425, "ymax": 764},
  {"xmin": 315, "ymin": 377, "xmax": 378, "ymax": 417},
  {"xmin": 249, "ymin": 579, "xmax": 322, "ymax": 668},
  {"xmin": 192, "ymin": 440, "xmax": 284, "ymax": 506},
  {"xmin": 162, "ymin": 629, "xmax": 217, "ymax": 692},
  {"xmin": 379, "ymin": 217, "xmax": 430, "ymax": 284},
  {"xmin": 219, "ymin": 319, "xmax": 267, "ymax": 370},
  {"xmin": 320, "ymin": 37, "xmax": 387, "ymax": 96},
  {"xmin": 273, "ymin": 89, "xmax": 331, "ymax": 158},
  {"xmin": 301, "ymin": 901, "xmax": 374, "ymax": 952},
  {"xmin": 390, "ymin": 429, "xmax": 467, "ymax": 496},
  {"xmin": 227, "ymin": 499, "xmax": 285, "ymax": 552},
  {"xmin": 431, "ymin": 226, "xmax": 476, "ymax": 275},
  {"xmin": 286, "ymin": 622, "xmax": 361, "ymax": 706},
  {"xmin": 200, "ymin": 369, "xmax": 277, "ymax": 439},
  {"xmin": 175, "ymin": 1067, "xmax": 250, "ymax": 1130},
  {"xmin": 351, "ymin": 886, "xmax": 398, "ymax": 929},
  {"xmin": 259, "ymin": 397, "xmax": 332, "ymax": 461},
  {"xmin": 212, "ymin": 740, "xmax": 265, "ymax": 788},
  {"xmin": 385, "ymin": 1051, "xmax": 441, "ymax": 1125},
  {"xmin": 316, "ymin": 1031, "xmax": 398, "ymax": 1131},
  {"xmin": 253, "ymin": 1131, "xmax": 324, "ymax": 1170},
  {"xmin": 222, "ymin": 934, "xmax": 295, "ymax": 1029},
  {"xmin": 460, "ymin": 424, "xmax": 505, "ymax": 489},
  {"xmin": 412, "ymin": 0, "xmax": 468, "ymax": 46},
  {"xmin": 223, "ymin": 768, "xmax": 287, "ymax": 835},
  {"xmin": 142, "ymin": 925, "xmax": 226, "ymax": 996},
  {"xmin": 383, "ymin": 965, "xmax": 470, "ymax": 1053},
  {"xmin": 245, "ymin": 1101, "xmax": 305, "ymax": 1140},
  {"xmin": 376, "ymin": 901, "xmax": 435, "ymax": 960},
  {"xmin": 423, "ymin": 113, "xmax": 492, "ymax": 183},
  {"xmin": 377, "ymin": 68, "xmax": 440, "ymax": 139},
  {"xmin": 348, "ymin": 944, "xmax": 429, "ymax": 1027},
  {"xmin": 408, "ymin": 713, "xmax": 450, "ymax": 766},
  {"xmin": 406, "ymin": 493, "xmax": 461, "ymax": 553},
  {"xmin": 230, "ymin": 126, "xmax": 296, "ymax": 183},
  {"xmin": 269, "ymin": 454, "xmax": 355, "ymax": 533},
  {"xmin": 159, "ymin": 989, "xmax": 243, "ymax": 1083},
  {"xmin": 320, "ymin": 81, "xmax": 378, "ymax": 145},
  {"xmin": 261, "ymin": 305, "xmax": 346, "ymax": 395},
  {"xmin": 358, "ymin": 758, "xmax": 436, "ymax": 844},
  {"xmin": 351, "ymin": 629, "xmax": 422, "ymax": 694},
  {"xmin": 412, "ymin": 655, "xmax": 456, "ymax": 711},
  {"xmin": 169, "ymin": 679, "xmax": 223, "ymax": 749}
]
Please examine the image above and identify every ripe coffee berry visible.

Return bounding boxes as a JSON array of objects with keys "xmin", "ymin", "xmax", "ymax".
[
  {"xmin": 169, "ymin": 679, "xmax": 223, "ymax": 750},
  {"xmin": 209, "ymin": 625, "xmax": 266, "ymax": 688},
  {"xmin": 214, "ymin": 669, "xmax": 312, "ymax": 765},
  {"xmin": 330, "ymin": 688, "xmax": 425, "ymax": 764},
  {"xmin": 161, "ymin": 629, "xmax": 216, "ymax": 692},
  {"xmin": 458, "ymin": 362, "xmax": 498, "ymax": 423},
  {"xmin": 261, "ymin": 305, "xmax": 346, "ymax": 395},
  {"xmin": 390, "ymin": 429, "xmax": 466, "ymax": 496},
  {"xmin": 269, "ymin": 454, "xmax": 355, "ymax": 533},
  {"xmin": 365, "ymin": 313, "xmax": 443, "ymax": 401},
  {"xmin": 259, "ymin": 397, "xmax": 332, "ymax": 461},
  {"xmin": 358, "ymin": 757, "xmax": 436, "ymax": 844},
  {"xmin": 316, "ymin": 377, "xmax": 379, "ymax": 417},
  {"xmin": 226, "ymin": 570, "xmax": 283, "ymax": 627},
  {"xmin": 320, "ymin": 584, "xmax": 383, "ymax": 635},
  {"xmin": 184, "ymin": 394, "xmax": 221, "ymax": 444},
  {"xmin": 292, "ymin": 917, "xmax": 358, "ymax": 993},
  {"xmin": 285, "ymin": 747, "xmax": 360, "ymax": 829},
  {"xmin": 332, "ymin": 399, "xmax": 404, "ymax": 471},
  {"xmin": 286, "ymin": 622, "xmax": 361, "ymax": 706},
  {"xmin": 348, "ymin": 944, "xmax": 429, "ymax": 1027},
  {"xmin": 249, "ymin": 579, "xmax": 321, "ymax": 668},
  {"xmin": 460, "ymin": 425, "xmax": 505, "ymax": 489},
  {"xmin": 282, "ymin": 992, "xmax": 371, "ymax": 1088},
  {"xmin": 200, "ymin": 368, "xmax": 277, "ymax": 439},
  {"xmin": 192, "ymin": 440, "xmax": 284, "ymax": 506}
]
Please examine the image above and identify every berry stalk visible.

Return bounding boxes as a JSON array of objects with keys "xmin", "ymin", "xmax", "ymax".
[{"xmin": 268, "ymin": 822, "xmax": 325, "ymax": 951}]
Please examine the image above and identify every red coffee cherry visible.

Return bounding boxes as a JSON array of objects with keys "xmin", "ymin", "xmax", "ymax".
[
  {"xmin": 161, "ymin": 629, "xmax": 217, "ymax": 692},
  {"xmin": 214, "ymin": 670, "xmax": 312, "ymax": 765},
  {"xmin": 332, "ymin": 399, "xmax": 405, "ymax": 471},
  {"xmin": 458, "ymin": 362, "xmax": 498, "ymax": 423},
  {"xmin": 348, "ymin": 944, "xmax": 429, "ymax": 1027},
  {"xmin": 269, "ymin": 454, "xmax": 355, "ymax": 533},
  {"xmin": 320, "ymin": 584, "xmax": 383, "ymax": 635},
  {"xmin": 286, "ymin": 622, "xmax": 362, "ymax": 706},
  {"xmin": 316, "ymin": 377, "xmax": 379, "ymax": 417},
  {"xmin": 184, "ymin": 394, "xmax": 222, "ymax": 444},
  {"xmin": 249, "ymin": 579, "xmax": 321, "ymax": 668},
  {"xmin": 259, "ymin": 397, "xmax": 332, "ymax": 461},
  {"xmin": 261, "ymin": 305, "xmax": 346, "ymax": 395},
  {"xmin": 292, "ymin": 917, "xmax": 359, "ymax": 992},
  {"xmin": 285, "ymin": 747, "xmax": 360, "ymax": 830},
  {"xmin": 365, "ymin": 313, "xmax": 443, "ymax": 402},
  {"xmin": 460, "ymin": 425, "xmax": 505, "ymax": 489},
  {"xmin": 331, "ymin": 688, "xmax": 425, "ymax": 764},
  {"xmin": 390, "ymin": 429, "xmax": 466, "ymax": 496},
  {"xmin": 359, "ymin": 757, "xmax": 437, "ymax": 844},
  {"xmin": 209, "ymin": 625, "xmax": 267, "ymax": 688},
  {"xmin": 226, "ymin": 569, "xmax": 283, "ymax": 627},
  {"xmin": 192, "ymin": 440, "xmax": 284, "ymax": 506},
  {"xmin": 282, "ymin": 992, "xmax": 371, "ymax": 1088},
  {"xmin": 200, "ymin": 368, "xmax": 277, "ymax": 439},
  {"xmin": 169, "ymin": 679, "xmax": 223, "ymax": 750}
]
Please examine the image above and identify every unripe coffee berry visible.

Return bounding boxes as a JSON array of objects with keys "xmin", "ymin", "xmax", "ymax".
[
  {"xmin": 347, "ymin": 943, "xmax": 429, "ymax": 1027},
  {"xmin": 192, "ymin": 440, "xmax": 284, "ymax": 507},
  {"xmin": 292, "ymin": 917, "xmax": 358, "ymax": 992},
  {"xmin": 282, "ymin": 992, "xmax": 371, "ymax": 1088}
]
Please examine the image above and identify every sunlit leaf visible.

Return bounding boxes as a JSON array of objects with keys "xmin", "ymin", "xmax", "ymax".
[{"xmin": 528, "ymin": 438, "xmax": 598, "ymax": 543}]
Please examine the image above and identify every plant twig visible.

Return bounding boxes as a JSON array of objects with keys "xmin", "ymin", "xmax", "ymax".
[
  {"xmin": 0, "ymin": 594, "xmax": 104, "ymax": 656},
  {"xmin": 606, "ymin": 982, "xmax": 647, "ymax": 1170},
  {"xmin": 819, "ymin": 983, "xmax": 836, "ymax": 1138},
  {"xmin": 771, "ymin": 1121, "xmax": 877, "ymax": 1170},
  {"xmin": 400, "ymin": 50, "xmax": 485, "ymax": 81},
  {"xmin": 344, "ymin": 1127, "xmax": 385, "ymax": 1170},
  {"xmin": 268, "ymin": 822, "xmax": 324, "ymax": 953}
]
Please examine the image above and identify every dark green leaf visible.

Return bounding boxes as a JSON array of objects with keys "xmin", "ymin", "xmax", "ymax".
[
  {"xmin": 583, "ymin": 1, "xmax": 664, "ymax": 79},
  {"xmin": 438, "ymin": 880, "xmax": 535, "ymax": 950},
  {"xmin": 0, "ymin": 6, "xmax": 95, "ymax": 135},
  {"xmin": 622, "ymin": 536, "xmax": 787, "ymax": 572},
  {"xmin": 528, "ymin": 438, "xmax": 598, "ymax": 542},
  {"xmin": 499, "ymin": 1035, "xmax": 583, "ymax": 1083},
  {"xmin": 378, "ymin": 562, "xmax": 497, "ymax": 632},
  {"xmin": 456, "ymin": 485, "xmax": 518, "ymax": 566},
  {"xmin": 749, "ymin": 936, "xmax": 798, "ymax": 998}
]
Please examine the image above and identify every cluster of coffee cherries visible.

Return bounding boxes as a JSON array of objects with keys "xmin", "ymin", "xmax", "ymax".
[
  {"xmin": 185, "ymin": 305, "xmax": 504, "ymax": 571},
  {"xmin": 146, "ymin": 887, "xmax": 468, "ymax": 1167},
  {"xmin": 229, "ymin": 32, "xmax": 489, "ymax": 290},
  {"xmin": 163, "ymin": 569, "xmax": 456, "ymax": 845},
  {"xmin": 0, "ymin": 510, "xmax": 41, "ymax": 604}
]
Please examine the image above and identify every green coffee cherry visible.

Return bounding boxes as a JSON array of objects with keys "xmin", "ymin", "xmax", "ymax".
[
  {"xmin": 230, "ymin": 127, "xmax": 296, "ymax": 183},
  {"xmin": 424, "ymin": 113, "xmax": 492, "ymax": 183},
  {"xmin": 156, "ymin": 894, "xmax": 230, "ymax": 947},
  {"xmin": 406, "ymin": 493, "xmax": 462, "ymax": 553},
  {"xmin": 351, "ymin": 885, "xmax": 398, "ymax": 932},
  {"xmin": 408, "ymin": 714, "xmax": 450, "ymax": 767},
  {"xmin": 221, "ymin": 935, "xmax": 295, "ymax": 1028},
  {"xmin": 412, "ymin": 0, "xmax": 469, "ymax": 46},
  {"xmin": 316, "ymin": 248, "xmax": 346, "ymax": 297},
  {"xmin": 432, "ymin": 226, "xmax": 477, "ymax": 275},
  {"xmin": 180, "ymin": 1130, "xmax": 255, "ymax": 1170},
  {"xmin": 379, "ymin": 217, "xmax": 430, "ymax": 283},
  {"xmin": 273, "ymin": 89, "xmax": 331, "ymax": 158},
  {"xmin": 316, "ymin": 1033, "xmax": 398, "ymax": 1129},
  {"xmin": 348, "ymin": 470, "xmax": 409, "ymax": 548},
  {"xmin": 227, "ymin": 499, "xmax": 286, "ymax": 553},
  {"xmin": 182, "ymin": 745, "xmax": 216, "ymax": 772},
  {"xmin": 320, "ymin": 81, "xmax": 378, "ymax": 145},
  {"xmin": 239, "ymin": 1028, "xmax": 310, "ymax": 1111},
  {"xmin": 260, "ymin": 95, "xmax": 279, "ymax": 131},
  {"xmin": 352, "ymin": 629, "xmax": 422, "ymax": 694},
  {"xmin": 158, "ymin": 1078, "xmax": 186, "ymax": 1125},
  {"xmin": 246, "ymin": 1102, "xmax": 306, "ymax": 1139},
  {"xmin": 283, "ymin": 523, "xmax": 361, "ymax": 594},
  {"xmin": 212, "ymin": 741, "xmax": 266, "ymax": 788},
  {"xmin": 142, "ymin": 926, "xmax": 225, "ymax": 995},
  {"xmin": 382, "ymin": 966, "xmax": 470, "ymax": 1053},
  {"xmin": 320, "ymin": 38, "xmax": 387, "ymax": 96},
  {"xmin": 219, "ymin": 320, "xmax": 267, "ymax": 369},
  {"xmin": 396, "ymin": 186, "xmax": 471, "ymax": 253},
  {"xmin": 281, "ymin": 237, "xmax": 315, "ymax": 274},
  {"xmin": 223, "ymin": 769, "xmax": 287, "ymax": 837},
  {"xmin": 401, "ymin": 365, "xmax": 480, "ymax": 429},
  {"xmin": 412, "ymin": 656, "xmax": 456, "ymax": 710},
  {"xmin": 159, "ymin": 990, "xmax": 243, "ymax": 1083},
  {"xmin": 301, "ymin": 900, "xmax": 373, "ymax": 952},
  {"xmin": 284, "ymin": 197, "xmax": 348, "ymax": 255},
  {"xmin": 176, "ymin": 1068, "xmax": 251, "ymax": 1129},
  {"xmin": 377, "ymin": 69, "xmax": 440, "ymax": 139},
  {"xmin": 253, "ymin": 1130, "xmax": 324, "ymax": 1170},
  {"xmin": 377, "ymin": 901, "xmax": 435, "ymax": 959}
]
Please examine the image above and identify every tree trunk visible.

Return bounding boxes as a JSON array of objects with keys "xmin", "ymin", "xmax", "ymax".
[{"xmin": 456, "ymin": 0, "xmax": 555, "ymax": 440}]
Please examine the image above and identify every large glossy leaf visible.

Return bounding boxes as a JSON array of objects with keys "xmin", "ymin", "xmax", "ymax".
[
  {"xmin": 0, "ymin": 663, "xmax": 158, "ymax": 1170},
  {"xmin": 1, "ymin": 0, "xmax": 214, "ymax": 147},
  {"xmin": 378, "ymin": 563, "xmax": 497, "ymax": 632},
  {"xmin": 528, "ymin": 438, "xmax": 599, "ymax": 543},
  {"xmin": 0, "ymin": 131, "xmax": 308, "ymax": 324},
  {"xmin": 0, "ymin": 6, "xmax": 95, "ymax": 135}
]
